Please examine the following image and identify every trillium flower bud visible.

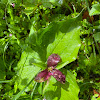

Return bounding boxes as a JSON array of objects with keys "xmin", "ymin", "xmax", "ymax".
[
  {"xmin": 35, "ymin": 69, "xmax": 52, "ymax": 82},
  {"xmin": 51, "ymin": 69, "xmax": 65, "ymax": 84},
  {"xmin": 47, "ymin": 54, "xmax": 61, "ymax": 67}
]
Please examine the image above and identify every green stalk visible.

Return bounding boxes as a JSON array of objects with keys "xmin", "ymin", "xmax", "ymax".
[{"xmin": 12, "ymin": 77, "xmax": 36, "ymax": 100}]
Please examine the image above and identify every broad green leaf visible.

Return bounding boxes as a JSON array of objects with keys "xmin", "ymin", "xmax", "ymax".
[
  {"xmin": 47, "ymin": 21, "xmax": 81, "ymax": 69},
  {"xmin": 17, "ymin": 47, "xmax": 41, "ymax": 91},
  {"xmin": 22, "ymin": 0, "xmax": 37, "ymax": 18},
  {"xmin": 43, "ymin": 70, "xmax": 79, "ymax": 100},
  {"xmin": 0, "ymin": 80, "xmax": 12, "ymax": 83},
  {"xmin": 41, "ymin": 0, "xmax": 53, "ymax": 8},
  {"xmin": 35, "ymin": 17, "xmax": 81, "ymax": 69},
  {"xmin": 35, "ymin": 18, "xmax": 81, "ymax": 69},
  {"xmin": 16, "ymin": 17, "xmax": 81, "ymax": 98},
  {"xmin": 91, "ymin": 94, "xmax": 99, "ymax": 100},
  {"xmin": 41, "ymin": 0, "xmax": 63, "ymax": 8},
  {"xmin": 93, "ymin": 32, "xmax": 100, "ymax": 42},
  {"xmin": 1, "ymin": 0, "xmax": 8, "ymax": 4},
  {"xmin": 97, "ymin": 98, "xmax": 100, "ymax": 100},
  {"xmin": 26, "ymin": 14, "xmax": 40, "ymax": 45},
  {"xmin": 8, "ymin": 0, "xmax": 16, "ymax": 4},
  {"xmin": 89, "ymin": 4, "xmax": 100, "ymax": 16}
]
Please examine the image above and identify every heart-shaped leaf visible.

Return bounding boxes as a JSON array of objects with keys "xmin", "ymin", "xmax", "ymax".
[{"xmin": 89, "ymin": 4, "xmax": 100, "ymax": 16}]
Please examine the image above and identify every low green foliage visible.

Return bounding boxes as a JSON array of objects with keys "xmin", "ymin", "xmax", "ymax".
[{"xmin": 0, "ymin": 0, "xmax": 100, "ymax": 100}]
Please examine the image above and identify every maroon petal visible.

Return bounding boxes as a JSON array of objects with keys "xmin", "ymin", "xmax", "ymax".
[
  {"xmin": 47, "ymin": 54, "xmax": 61, "ymax": 67},
  {"xmin": 51, "ymin": 69, "xmax": 65, "ymax": 84},
  {"xmin": 35, "ymin": 69, "xmax": 52, "ymax": 82}
]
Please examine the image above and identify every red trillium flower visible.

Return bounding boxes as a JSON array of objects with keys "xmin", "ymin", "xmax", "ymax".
[
  {"xmin": 50, "ymin": 69, "xmax": 65, "ymax": 84},
  {"xmin": 35, "ymin": 54, "xmax": 65, "ymax": 84},
  {"xmin": 35, "ymin": 69, "xmax": 52, "ymax": 82},
  {"xmin": 47, "ymin": 54, "xmax": 61, "ymax": 67}
]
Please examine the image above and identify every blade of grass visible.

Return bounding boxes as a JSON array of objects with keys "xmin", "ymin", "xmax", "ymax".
[
  {"xmin": 31, "ymin": 82, "xmax": 37, "ymax": 99},
  {"xmin": 85, "ymin": 0, "xmax": 90, "ymax": 11},
  {"xmin": 92, "ymin": 41, "xmax": 96, "ymax": 59},
  {"xmin": 65, "ymin": 3, "xmax": 73, "ymax": 13},
  {"xmin": 72, "ymin": 4, "xmax": 76, "ymax": 16},
  {"xmin": 74, "ymin": 7, "xmax": 86, "ymax": 18},
  {"xmin": 3, "ymin": 41, "xmax": 9, "ymax": 68},
  {"xmin": 12, "ymin": 77, "xmax": 37, "ymax": 100},
  {"xmin": 95, "ymin": 41, "xmax": 100, "ymax": 56},
  {"xmin": 0, "ymin": 80, "xmax": 12, "ymax": 83}
]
